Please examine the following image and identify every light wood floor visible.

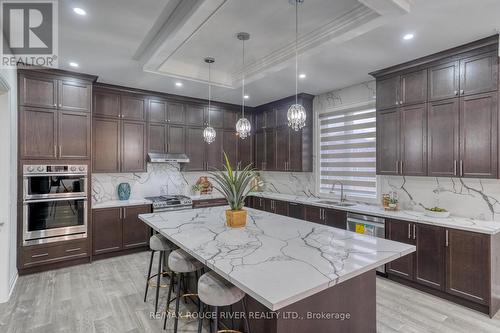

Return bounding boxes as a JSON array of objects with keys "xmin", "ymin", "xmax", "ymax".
[{"xmin": 1, "ymin": 251, "xmax": 499, "ymax": 333}]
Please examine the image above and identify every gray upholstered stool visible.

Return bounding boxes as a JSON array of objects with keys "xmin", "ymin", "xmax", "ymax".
[
  {"xmin": 164, "ymin": 248, "xmax": 204, "ymax": 332},
  {"xmin": 197, "ymin": 271, "xmax": 250, "ymax": 333},
  {"xmin": 144, "ymin": 233, "xmax": 175, "ymax": 313}
]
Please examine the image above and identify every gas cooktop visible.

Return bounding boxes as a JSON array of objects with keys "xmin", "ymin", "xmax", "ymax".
[{"xmin": 145, "ymin": 195, "xmax": 193, "ymax": 212}]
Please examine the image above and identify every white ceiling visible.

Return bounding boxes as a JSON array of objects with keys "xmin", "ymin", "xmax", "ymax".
[{"xmin": 59, "ymin": 0, "xmax": 500, "ymax": 106}]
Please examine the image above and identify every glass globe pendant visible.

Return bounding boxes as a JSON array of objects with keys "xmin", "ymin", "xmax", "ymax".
[
  {"xmin": 287, "ymin": 0, "xmax": 306, "ymax": 131},
  {"xmin": 236, "ymin": 32, "xmax": 252, "ymax": 139},
  {"xmin": 203, "ymin": 57, "xmax": 216, "ymax": 144}
]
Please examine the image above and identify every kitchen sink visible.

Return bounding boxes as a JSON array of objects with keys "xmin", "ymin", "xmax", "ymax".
[{"xmin": 316, "ymin": 200, "xmax": 357, "ymax": 207}]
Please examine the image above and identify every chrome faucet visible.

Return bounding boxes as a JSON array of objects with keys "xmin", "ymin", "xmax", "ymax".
[{"xmin": 330, "ymin": 180, "xmax": 346, "ymax": 202}]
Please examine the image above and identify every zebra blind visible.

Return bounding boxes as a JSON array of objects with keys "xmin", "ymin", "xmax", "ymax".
[{"xmin": 319, "ymin": 104, "xmax": 376, "ymax": 199}]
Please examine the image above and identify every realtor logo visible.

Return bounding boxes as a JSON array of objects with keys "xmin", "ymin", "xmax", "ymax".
[{"xmin": 1, "ymin": 0, "xmax": 58, "ymax": 68}]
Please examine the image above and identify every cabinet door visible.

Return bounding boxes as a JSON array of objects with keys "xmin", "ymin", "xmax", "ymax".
[
  {"xmin": 122, "ymin": 121, "xmax": 146, "ymax": 172},
  {"xmin": 460, "ymin": 52, "xmax": 498, "ymax": 96},
  {"xmin": 414, "ymin": 224, "xmax": 445, "ymax": 290},
  {"xmin": 223, "ymin": 130, "xmax": 238, "ymax": 168},
  {"xmin": 58, "ymin": 80, "xmax": 91, "ymax": 112},
  {"xmin": 289, "ymin": 128, "xmax": 303, "ymax": 172},
  {"xmin": 386, "ymin": 219, "xmax": 414, "ymax": 280},
  {"xmin": 19, "ymin": 75, "xmax": 57, "ymax": 109},
  {"xmin": 459, "ymin": 92, "xmax": 498, "ymax": 178},
  {"xmin": 206, "ymin": 107, "xmax": 224, "ymax": 128},
  {"xmin": 400, "ymin": 103, "xmax": 427, "ymax": 176},
  {"xmin": 185, "ymin": 127, "xmax": 205, "ymax": 171},
  {"xmin": 148, "ymin": 99, "xmax": 167, "ymax": 123},
  {"xmin": 186, "ymin": 104, "xmax": 205, "ymax": 126},
  {"xmin": 148, "ymin": 123, "xmax": 167, "ymax": 153},
  {"xmin": 255, "ymin": 131, "xmax": 266, "ymax": 170},
  {"xmin": 274, "ymin": 200, "xmax": 288, "ymax": 216},
  {"xmin": 266, "ymin": 109, "xmax": 276, "ymax": 128},
  {"xmin": 324, "ymin": 208, "xmax": 347, "ymax": 230},
  {"xmin": 265, "ymin": 129, "xmax": 276, "ymax": 171},
  {"xmin": 428, "ymin": 99, "xmax": 460, "ymax": 177},
  {"xmin": 446, "ymin": 229, "xmax": 489, "ymax": 304},
  {"xmin": 206, "ymin": 135, "xmax": 223, "ymax": 170},
  {"xmin": 168, "ymin": 125, "xmax": 185, "ymax": 154},
  {"xmin": 168, "ymin": 102, "xmax": 185, "ymax": 124},
  {"xmin": 122, "ymin": 205, "xmax": 151, "ymax": 249},
  {"xmin": 58, "ymin": 111, "xmax": 90, "ymax": 159},
  {"xmin": 238, "ymin": 133, "xmax": 253, "ymax": 168},
  {"xmin": 93, "ymin": 117, "xmax": 120, "ymax": 172},
  {"xmin": 401, "ymin": 69, "xmax": 427, "ymax": 105},
  {"xmin": 20, "ymin": 108, "xmax": 57, "ymax": 159},
  {"xmin": 377, "ymin": 76, "xmax": 400, "ymax": 110},
  {"xmin": 255, "ymin": 112, "xmax": 266, "ymax": 129},
  {"xmin": 428, "ymin": 61, "xmax": 459, "ymax": 101},
  {"xmin": 94, "ymin": 90, "xmax": 120, "ymax": 118},
  {"xmin": 263, "ymin": 198, "xmax": 274, "ymax": 213},
  {"xmin": 376, "ymin": 108, "xmax": 400, "ymax": 175},
  {"xmin": 275, "ymin": 127, "xmax": 290, "ymax": 171},
  {"xmin": 92, "ymin": 208, "xmax": 122, "ymax": 255},
  {"xmin": 253, "ymin": 197, "xmax": 266, "ymax": 211},
  {"xmin": 223, "ymin": 109, "xmax": 238, "ymax": 130},
  {"xmin": 276, "ymin": 103, "xmax": 289, "ymax": 127},
  {"xmin": 121, "ymin": 95, "xmax": 145, "ymax": 121},
  {"xmin": 288, "ymin": 202, "xmax": 304, "ymax": 219},
  {"xmin": 304, "ymin": 206, "xmax": 323, "ymax": 224}
]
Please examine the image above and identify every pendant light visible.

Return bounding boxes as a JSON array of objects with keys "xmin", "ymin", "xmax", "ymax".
[
  {"xmin": 203, "ymin": 57, "xmax": 216, "ymax": 144},
  {"xmin": 287, "ymin": 0, "xmax": 306, "ymax": 131},
  {"xmin": 235, "ymin": 32, "xmax": 252, "ymax": 139}
]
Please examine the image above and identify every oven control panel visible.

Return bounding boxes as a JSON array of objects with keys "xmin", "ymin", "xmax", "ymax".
[{"xmin": 24, "ymin": 165, "xmax": 88, "ymax": 174}]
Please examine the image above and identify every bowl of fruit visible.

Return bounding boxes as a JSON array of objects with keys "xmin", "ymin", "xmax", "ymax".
[{"xmin": 424, "ymin": 207, "xmax": 450, "ymax": 218}]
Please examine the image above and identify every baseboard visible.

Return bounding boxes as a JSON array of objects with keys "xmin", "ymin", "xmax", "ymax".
[{"xmin": 8, "ymin": 272, "xmax": 18, "ymax": 299}]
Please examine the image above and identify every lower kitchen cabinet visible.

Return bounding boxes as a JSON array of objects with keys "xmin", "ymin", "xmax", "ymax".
[
  {"xmin": 263, "ymin": 198, "xmax": 287, "ymax": 216},
  {"xmin": 288, "ymin": 202, "xmax": 305, "ymax": 220},
  {"xmin": 92, "ymin": 205, "xmax": 151, "ymax": 256},
  {"xmin": 192, "ymin": 198, "xmax": 227, "ymax": 208},
  {"xmin": 304, "ymin": 206, "xmax": 346, "ymax": 228},
  {"xmin": 304, "ymin": 205, "xmax": 324, "ymax": 224},
  {"xmin": 386, "ymin": 219, "xmax": 415, "ymax": 279},
  {"xmin": 414, "ymin": 223, "xmax": 445, "ymax": 290}
]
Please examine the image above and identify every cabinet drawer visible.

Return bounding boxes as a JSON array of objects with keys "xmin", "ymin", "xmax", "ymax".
[
  {"xmin": 192, "ymin": 198, "xmax": 227, "ymax": 208},
  {"xmin": 22, "ymin": 239, "xmax": 88, "ymax": 267}
]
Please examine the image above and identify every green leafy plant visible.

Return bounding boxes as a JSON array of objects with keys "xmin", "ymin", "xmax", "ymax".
[
  {"xmin": 209, "ymin": 152, "xmax": 258, "ymax": 211},
  {"xmin": 191, "ymin": 184, "xmax": 202, "ymax": 192}
]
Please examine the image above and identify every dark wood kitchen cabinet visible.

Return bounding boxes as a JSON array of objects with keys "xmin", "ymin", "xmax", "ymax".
[
  {"xmin": 445, "ymin": 229, "xmax": 489, "ymax": 304},
  {"xmin": 372, "ymin": 35, "xmax": 499, "ymax": 179},
  {"xmin": 94, "ymin": 89, "xmax": 120, "ymax": 118},
  {"xmin": 168, "ymin": 125, "xmax": 186, "ymax": 154},
  {"xmin": 207, "ymin": 106, "xmax": 224, "ymax": 128},
  {"xmin": 264, "ymin": 129, "xmax": 276, "ymax": 171},
  {"xmin": 206, "ymin": 135, "xmax": 223, "ymax": 170},
  {"xmin": 58, "ymin": 111, "xmax": 91, "ymax": 159},
  {"xmin": 185, "ymin": 127, "xmax": 205, "ymax": 171},
  {"xmin": 255, "ymin": 130, "xmax": 266, "ymax": 170},
  {"xmin": 386, "ymin": 219, "xmax": 414, "ymax": 279},
  {"xmin": 120, "ymin": 95, "xmax": 146, "ymax": 121},
  {"xmin": 168, "ymin": 101, "xmax": 186, "ymax": 124},
  {"xmin": 427, "ymin": 98, "xmax": 460, "ymax": 176},
  {"xmin": 148, "ymin": 99, "xmax": 168, "ymax": 123},
  {"xmin": 304, "ymin": 205, "xmax": 324, "ymax": 224},
  {"xmin": 223, "ymin": 130, "xmax": 238, "ymax": 167},
  {"xmin": 414, "ymin": 223, "xmax": 445, "ymax": 290},
  {"xmin": 92, "ymin": 204, "xmax": 151, "ymax": 256},
  {"xmin": 186, "ymin": 104, "xmax": 205, "ymax": 126},
  {"xmin": 148, "ymin": 123, "xmax": 167, "ymax": 153},
  {"xmin": 122, "ymin": 121, "xmax": 146, "ymax": 172},
  {"xmin": 287, "ymin": 202, "xmax": 304, "ymax": 220},
  {"xmin": 238, "ymin": 133, "xmax": 253, "ymax": 168},
  {"xmin": 459, "ymin": 92, "xmax": 498, "ymax": 178},
  {"xmin": 93, "ymin": 118, "xmax": 120, "ymax": 172},
  {"xmin": 19, "ymin": 75, "xmax": 57, "ymax": 109},
  {"xmin": 324, "ymin": 208, "xmax": 347, "ymax": 230},
  {"xmin": 58, "ymin": 79, "xmax": 92, "ymax": 112}
]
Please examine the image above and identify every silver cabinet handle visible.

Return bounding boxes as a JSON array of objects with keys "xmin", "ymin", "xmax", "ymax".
[
  {"xmin": 119, "ymin": 209, "xmax": 122, "ymax": 219},
  {"xmin": 400, "ymin": 100, "xmax": 403, "ymax": 104},
  {"xmin": 460, "ymin": 160, "xmax": 463, "ymax": 177},
  {"xmin": 123, "ymin": 209, "xmax": 126, "ymax": 219},
  {"xmin": 396, "ymin": 161, "xmax": 399, "ymax": 174},
  {"xmin": 400, "ymin": 161, "xmax": 403, "ymax": 175},
  {"xmin": 413, "ymin": 224, "xmax": 416, "ymax": 240},
  {"xmin": 59, "ymin": 145, "xmax": 62, "ymax": 157},
  {"xmin": 54, "ymin": 145, "xmax": 57, "ymax": 157},
  {"xmin": 454, "ymin": 160, "xmax": 457, "ymax": 176},
  {"xmin": 407, "ymin": 224, "xmax": 411, "ymax": 239},
  {"xmin": 395, "ymin": 101, "xmax": 399, "ymax": 105},
  {"xmin": 460, "ymin": 90, "xmax": 464, "ymax": 95},
  {"xmin": 65, "ymin": 248, "xmax": 81, "ymax": 253},
  {"xmin": 454, "ymin": 90, "xmax": 458, "ymax": 96},
  {"xmin": 32, "ymin": 253, "xmax": 49, "ymax": 258},
  {"xmin": 445, "ymin": 230, "xmax": 449, "ymax": 247}
]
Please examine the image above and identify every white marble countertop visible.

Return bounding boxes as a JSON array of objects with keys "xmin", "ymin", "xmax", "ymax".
[
  {"xmin": 249, "ymin": 192, "xmax": 500, "ymax": 235},
  {"xmin": 139, "ymin": 206, "xmax": 415, "ymax": 311},
  {"xmin": 92, "ymin": 199, "xmax": 152, "ymax": 209}
]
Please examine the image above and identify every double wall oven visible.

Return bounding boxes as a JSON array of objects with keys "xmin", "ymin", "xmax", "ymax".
[{"xmin": 23, "ymin": 165, "xmax": 88, "ymax": 245}]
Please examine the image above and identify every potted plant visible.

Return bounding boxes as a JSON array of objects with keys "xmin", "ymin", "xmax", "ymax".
[
  {"xmin": 191, "ymin": 184, "xmax": 202, "ymax": 196},
  {"xmin": 209, "ymin": 152, "xmax": 258, "ymax": 228}
]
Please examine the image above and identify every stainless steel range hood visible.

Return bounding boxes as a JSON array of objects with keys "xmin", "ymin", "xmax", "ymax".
[{"xmin": 148, "ymin": 153, "xmax": 190, "ymax": 163}]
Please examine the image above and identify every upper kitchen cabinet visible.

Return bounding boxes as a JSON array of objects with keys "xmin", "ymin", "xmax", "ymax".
[
  {"xmin": 93, "ymin": 85, "xmax": 146, "ymax": 121},
  {"xmin": 184, "ymin": 127, "xmax": 205, "ymax": 171},
  {"xmin": 94, "ymin": 89, "xmax": 120, "ymax": 118},
  {"xmin": 168, "ymin": 101, "xmax": 185, "ymax": 124},
  {"xmin": 18, "ymin": 69, "xmax": 96, "ymax": 160},
  {"xmin": 223, "ymin": 107, "xmax": 239, "ymax": 130},
  {"xmin": 122, "ymin": 121, "xmax": 147, "ymax": 172},
  {"xmin": 19, "ymin": 70, "xmax": 95, "ymax": 112},
  {"xmin": 459, "ymin": 52, "xmax": 498, "ymax": 96},
  {"xmin": 120, "ymin": 94, "xmax": 146, "ymax": 121},
  {"xmin": 148, "ymin": 98, "xmax": 186, "ymax": 124},
  {"xmin": 206, "ymin": 106, "xmax": 224, "ymax": 128},
  {"xmin": 372, "ymin": 35, "xmax": 499, "ymax": 179},
  {"xmin": 186, "ymin": 103, "xmax": 205, "ymax": 127}
]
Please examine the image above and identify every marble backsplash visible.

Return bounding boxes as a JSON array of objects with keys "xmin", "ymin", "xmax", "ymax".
[
  {"xmin": 380, "ymin": 176, "xmax": 500, "ymax": 221},
  {"xmin": 91, "ymin": 163, "xmax": 316, "ymax": 204}
]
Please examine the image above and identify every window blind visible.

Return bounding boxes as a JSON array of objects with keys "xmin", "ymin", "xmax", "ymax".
[{"xmin": 318, "ymin": 105, "xmax": 376, "ymax": 199}]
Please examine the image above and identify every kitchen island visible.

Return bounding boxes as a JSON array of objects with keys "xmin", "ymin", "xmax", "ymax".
[{"xmin": 139, "ymin": 206, "xmax": 415, "ymax": 332}]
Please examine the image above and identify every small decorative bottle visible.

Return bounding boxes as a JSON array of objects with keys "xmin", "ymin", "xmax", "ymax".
[{"xmin": 117, "ymin": 183, "xmax": 131, "ymax": 200}]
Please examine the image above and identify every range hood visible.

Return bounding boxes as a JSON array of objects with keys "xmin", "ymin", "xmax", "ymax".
[{"xmin": 148, "ymin": 153, "xmax": 190, "ymax": 163}]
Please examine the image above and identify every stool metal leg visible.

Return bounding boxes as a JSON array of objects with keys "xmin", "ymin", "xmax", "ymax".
[
  {"xmin": 173, "ymin": 273, "xmax": 183, "ymax": 333},
  {"xmin": 144, "ymin": 250, "xmax": 155, "ymax": 302},
  {"xmin": 197, "ymin": 300, "xmax": 204, "ymax": 333},
  {"xmin": 164, "ymin": 271, "xmax": 175, "ymax": 330},
  {"xmin": 242, "ymin": 298, "xmax": 250, "ymax": 333},
  {"xmin": 212, "ymin": 306, "xmax": 218, "ymax": 333},
  {"xmin": 154, "ymin": 251, "xmax": 163, "ymax": 313}
]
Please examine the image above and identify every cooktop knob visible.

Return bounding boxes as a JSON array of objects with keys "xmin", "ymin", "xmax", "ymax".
[
  {"xmin": 37, "ymin": 166, "xmax": 44, "ymax": 172},
  {"xmin": 78, "ymin": 166, "xmax": 85, "ymax": 172},
  {"xmin": 70, "ymin": 166, "xmax": 77, "ymax": 172},
  {"xmin": 27, "ymin": 166, "xmax": 34, "ymax": 172}
]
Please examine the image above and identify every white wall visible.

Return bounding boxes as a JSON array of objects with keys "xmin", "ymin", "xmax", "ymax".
[{"xmin": 0, "ymin": 67, "xmax": 18, "ymax": 303}]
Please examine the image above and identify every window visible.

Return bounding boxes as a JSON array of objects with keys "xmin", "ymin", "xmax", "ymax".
[{"xmin": 318, "ymin": 103, "xmax": 376, "ymax": 200}]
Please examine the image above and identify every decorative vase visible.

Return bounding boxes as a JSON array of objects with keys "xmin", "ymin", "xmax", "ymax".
[
  {"xmin": 196, "ymin": 176, "xmax": 213, "ymax": 194},
  {"xmin": 117, "ymin": 183, "xmax": 131, "ymax": 200},
  {"xmin": 225, "ymin": 209, "xmax": 247, "ymax": 228}
]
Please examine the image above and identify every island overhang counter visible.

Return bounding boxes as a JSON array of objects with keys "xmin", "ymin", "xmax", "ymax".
[{"xmin": 139, "ymin": 206, "xmax": 415, "ymax": 333}]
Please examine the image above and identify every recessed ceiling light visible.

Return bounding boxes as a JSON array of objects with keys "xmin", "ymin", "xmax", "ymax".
[
  {"xmin": 244, "ymin": 95, "xmax": 249, "ymax": 99},
  {"xmin": 299, "ymin": 73, "xmax": 306, "ymax": 79},
  {"xmin": 175, "ymin": 82, "xmax": 183, "ymax": 87},
  {"xmin": 73, "ymin": 8, "xmax": 86, "ymax": 16},
  {"xmin": 69, "ymin": 62, "xmax": 79, "ymax": 68},
  {"xmin": 403, "ymin": 33, "xmax": 414, "ymax": 40}
]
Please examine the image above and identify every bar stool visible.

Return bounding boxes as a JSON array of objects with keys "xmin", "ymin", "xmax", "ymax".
[
  {"xmin": 144, "ymin": 234, "xmax": 176, "ymax": 313},
  {"xmin": 197, "ymin": 271, "xmax": 250, "ymax": 333},
  {"xmin": 164, "ymin": 248, "xmax": 204, "ymax": 332}
]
